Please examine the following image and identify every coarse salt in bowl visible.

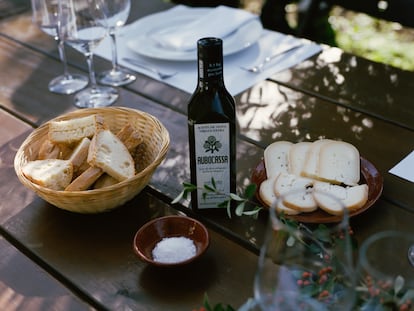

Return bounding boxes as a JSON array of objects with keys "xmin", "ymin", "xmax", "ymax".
[{"xmin": 133, "ymin": 215, "xmax": 210, "ymax": 267}]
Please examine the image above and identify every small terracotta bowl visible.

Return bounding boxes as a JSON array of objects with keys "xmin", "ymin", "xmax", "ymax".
[{"xmin": 133, "ymin": 215, "xmax": 210, "ymax": 267}]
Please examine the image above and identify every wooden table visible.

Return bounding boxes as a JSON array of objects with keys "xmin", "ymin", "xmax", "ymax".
[{"xmin": 1, "ymin": 1, "xmax": 413, "ymax": 310}]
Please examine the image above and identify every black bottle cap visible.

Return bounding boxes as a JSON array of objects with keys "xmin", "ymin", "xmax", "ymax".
[{"xmin": 197, "ymin": 37, "xmax": 223, "ymax": 59}]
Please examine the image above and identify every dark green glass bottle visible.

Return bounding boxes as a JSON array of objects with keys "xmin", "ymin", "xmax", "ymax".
[{"xmin": 188, "ymin": 37, "xmax": 236, "ymax": 210}]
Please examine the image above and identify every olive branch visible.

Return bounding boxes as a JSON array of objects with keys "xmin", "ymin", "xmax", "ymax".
[{"xmin": 171, "ymin": 178, "xmax": 262, "ymax": 219}]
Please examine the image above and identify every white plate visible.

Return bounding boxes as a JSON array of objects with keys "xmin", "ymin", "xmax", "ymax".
[{"xmin": 125, "ymin": 8, "xmax": 263, "ymax": 61}]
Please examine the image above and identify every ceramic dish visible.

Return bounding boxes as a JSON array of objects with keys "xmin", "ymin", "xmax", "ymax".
[
  {"xmin": 126, "ymin": 8, "xmax": 263, "ymax": 61},
  {"xmin": 133, "ymin": 215, "xmax": 210, "ymax": 267},
  {"xmin": 251, "ymin": 157, "xmax": 383, "ymax": 223}
]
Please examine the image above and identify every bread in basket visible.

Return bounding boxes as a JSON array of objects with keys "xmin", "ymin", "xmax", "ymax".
[{"xmin": 14, "ymin": 107, "xmax": 170, "ymax": 213}]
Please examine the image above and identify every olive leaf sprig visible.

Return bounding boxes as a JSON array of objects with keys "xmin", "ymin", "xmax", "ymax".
[
  {"xmin": 192, "ymin": 294, "xmax": 235, "ymax": 311},
  {"xmin": 171, "ymin": 178, "xmax": 262, "ymax": 219}
]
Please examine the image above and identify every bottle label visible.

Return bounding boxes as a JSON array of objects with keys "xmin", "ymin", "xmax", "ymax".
[{"xmin": 194, "ymin": 123, "xmax": 230, "ymax": 209}]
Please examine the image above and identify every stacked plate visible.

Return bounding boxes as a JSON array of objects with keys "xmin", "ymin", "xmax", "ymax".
[{"xmin": 125, "ymin": 6, "xmax": 263, "ymax": 61}]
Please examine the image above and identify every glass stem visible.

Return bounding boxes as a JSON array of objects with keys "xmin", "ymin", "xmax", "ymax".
[
  {"xmin": 109, "ymin": 30, "xmax": 119, "ymax": 71},
  {"xmin": 85, "ymin": 52, "xmax": 97, "ymax": 89},
  {"xmin": 57, "ymin": 37, "xmax": 70, "ymax": 79}
]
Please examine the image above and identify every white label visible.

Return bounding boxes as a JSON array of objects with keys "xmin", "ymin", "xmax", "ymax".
[{"xmin": 194, "ymin": 123, "xmax": 230, "ymax": 209}]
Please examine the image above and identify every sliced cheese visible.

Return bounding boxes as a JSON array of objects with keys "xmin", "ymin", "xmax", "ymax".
[
  {"xmin": 274, "ymin": 173, "xmax": 317, "ymax": 212},
  {"xmin": 259, "ymin": 176, "xmax": 300, "ymax": 215},
  {"xmin": 264, "ymin": 141, "xmax": 292, "ymax": 178},
  {"xmin": 313, "ymin": 181, "xmax": 368, "ymax": 216},
  {"xmin": 301, "ymin": 139, "xmax": 332, "ymax": 179},
  {"xmin": 317, "ymin": 141, "xmax": 360, "ymax": 186},
  {"xmin": 289, "ymin": 141, "xmax": 312, "ymax": 175}
]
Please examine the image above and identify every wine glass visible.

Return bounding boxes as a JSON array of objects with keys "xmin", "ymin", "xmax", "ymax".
[
  {"xmin": 60, "ymin": 0, "xmax": 118, "ymax": 108},
  {"xmin": 357, "ymin": 231, "xmax": 414, "ymax": 310},
  {"xmin": 97, "ymin": 0, "xmax": 136, "ymax": 86},
  {"xmin": 254, "ymin": 194, "xmax": 356, "ymax": 310},
  {"xmin": 31, "ymin": 0, "xmax": 88, "ymax": 94}
]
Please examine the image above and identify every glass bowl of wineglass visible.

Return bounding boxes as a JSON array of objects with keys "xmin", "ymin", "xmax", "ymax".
[
  {"xmin": 357, "ymin": 231, "xmax": 414, "ymax": 310},
  {"xmin": 31, "ymin": 0, "xmax": 88, "ymax": 94},
  {"xmin": 97, "ymin": 0, "xmax": 136, "ymax": 86},
  {"xmin": 59, "ymin": 0, "xmax": 118, "ymax": 108},
  {"xmin": 254, "ymin": 192, "xmax": 356, "ymax": 311}
]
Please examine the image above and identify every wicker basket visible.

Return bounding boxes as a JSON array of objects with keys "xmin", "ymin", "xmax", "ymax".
[{"xmin": 14, "ymin": 107, "xmax": 170, "ymax": 213}]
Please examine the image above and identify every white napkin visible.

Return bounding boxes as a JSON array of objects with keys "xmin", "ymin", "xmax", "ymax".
[
  {"xmin": 151, "ymin": 5, "xmax": 258, "ymax": 51},
  {"xmin": 389, "ymin": 150, "xmax": 414, "ymax": 182},
  {"xmin": 94, "ymin": 6, "xmax": 322, "ymax": 96}
]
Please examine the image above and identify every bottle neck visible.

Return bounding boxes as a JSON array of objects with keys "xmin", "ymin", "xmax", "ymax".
[
  {"xmin": 197, "ymin": 58, "xmax": 225, "ymax": 89},
  {"xmin": 196, "ymin": 37, "xmax": 225, "ymax": 89}
]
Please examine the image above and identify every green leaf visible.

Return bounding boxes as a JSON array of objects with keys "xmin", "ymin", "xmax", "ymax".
[
  {"xmin": 235, "ymin": 202, "xmax": 245, "ymax": 216},
  {"xmin": 211, "ymin": 177, "xmax": 216, "ymax": 189},
  {"xmin": 172, "ymin": 182, "xmax": 198, "ymax": 204},
  {"xmin": 204, "ymin": 184, "xmax": 216, "ymax": 192},
  {"xmin": 242, "ymin": 207, "xmax": 262, "ymax": 216},
  {"xmin": 183, "ymin": 182, "xmax": 197, "ymax": 190},
  {"xmin": 213, "ymin": 304, "xmax": 223, "ymax": 311},
  {"xmin": 394, "ymin": 275, "xmax": 405, "ymax": 295},
  {"xmin": 244, "ymin": 184, "xmax": 257, "ymax": 199},
  {"xmin": 229, "ymin": 193, "xmax": 244, "ymax": 201},
  {"xmin": 217, "ymin": 200, "xmax": 229, "ymax": 209},
  {"xmin": 286, "ymin": 235, "xmax": 296, "ymax": 247},
  {"xmin": 171, "ymin": 190, "xmax": 185, "ymax": 204},
  {"xmin": 226, "ymin": 201, "xmax": 232, "ymax": 219},
  {"xmin": 313, "ymin": 225, "xmax": 331, "ymax": 243}
]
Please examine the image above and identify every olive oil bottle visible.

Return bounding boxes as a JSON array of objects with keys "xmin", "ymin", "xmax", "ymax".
[{"xmin": 188, "ymin": 37, "xmax": 236, "ymax": 210}]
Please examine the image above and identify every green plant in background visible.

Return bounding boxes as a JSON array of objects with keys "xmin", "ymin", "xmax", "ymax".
[{"xmin": 329, "ymin": 7, "xmax": 414, "ymax": 72}]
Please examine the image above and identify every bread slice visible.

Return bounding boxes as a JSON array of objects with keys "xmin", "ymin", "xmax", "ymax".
[
  {"xmin": 22, "ymin": 159, "xmax": 73, "ymax": 190},
  {"xmin": 317, "ymin": 141, "xmax": 360, "ymax": 186},
  {"xmin": 38, "ymin": 139, "xmax": 61, "ymax": 160},
  {"xmin": 288, "ymin": 141, "xmax": 312, "ymax": 175},
  {"xmin": 65, "ymin": 124, "xmax": 141, "ymax": 191},
  {"xmin": 274, "ymin": 173, "xmax": 317, "ymax": 212},
  {"xmin": 93, "ymin": 174, "xmax": 119, "ymax": 189},
  {"xmin": 68, "ymin": 137, "xmax": 91, "ymax": 174},
  {"xmin": 65, "ymin": 166, "xmax": 102, "ymax": 191},
  {"xmin": 87, "ymin": 129, "xmax": 135, "ymax": 181},
  {"xmin": 48, "ymin": 114, "xmax": 105, "ymax": 144},
  {"xmin": 38, "ymin": 139, "xmax": 73, "ymax": 160},
  {"xmin": 116, "ymin": 124, "xmax": 143, "ymax": 152},
  {"xmin": 313, "ymin": 181, "xmax": 368, "ymax": 215},
  {"xmin": 301, "ymin": 139, "xmax": 332, "ymax": 179},
  {"xmin": 264, "ymin": 141, "xmax": 292, "ymax": 178}
]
